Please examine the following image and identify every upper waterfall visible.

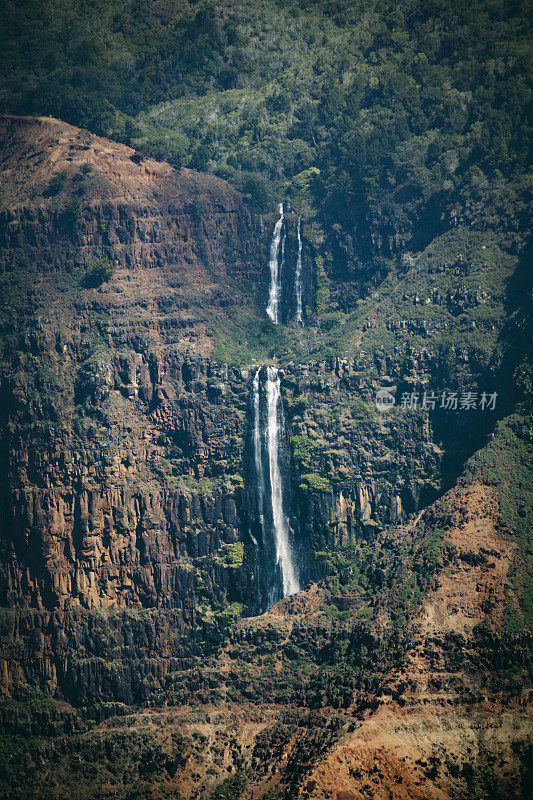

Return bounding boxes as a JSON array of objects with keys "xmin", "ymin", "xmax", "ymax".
[
  {"xmin": 251, "ymin": 366, "xmax": 299, "ymax": 609},
  {"xmin": 295, "ymin": 216, "xmax": 304, "ymax": 326},
  {"xmin": 266, "ymin": 203, "xmax": 286, "ymax": 324}
]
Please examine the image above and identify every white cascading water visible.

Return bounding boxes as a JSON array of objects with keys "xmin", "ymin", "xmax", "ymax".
[
  {"xmin": 252, "ymin": 368, "xmax": 265, "ymax": 523},
  {"xmin": 265, "ymin": 366, "xmax": 299, "ymax": 600},
  {"xmin": 295, "ymin": 216, "xmax": 304, "ymax": 326},
  {"xmin": 266, "ymin": 202, "xmax": 286, "ymax": 324},
  {"xmin": 251, "ymin": 366, "xmax": 299, "ymax": 607}
]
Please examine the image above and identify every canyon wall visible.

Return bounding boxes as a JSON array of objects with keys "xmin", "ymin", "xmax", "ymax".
[{"xmin": 0, "ymin": 116, "xmax": 530, "ymax": 800}]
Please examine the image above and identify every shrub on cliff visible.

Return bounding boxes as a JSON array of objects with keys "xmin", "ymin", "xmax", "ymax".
[
  {"xmin": 291, "ymin": 434, "xmax": 316, "ymax": 469},
  {"xmin": 43, "ymin": 171, "xmax": 67, "ymax": 196},
  {"xmin": 242, "ymin": 172, "xmax": 271, "ymax": 211},
  {"xmin": 314, "ymin": 256, "xmax": 330, "ymax": 314},
  {"xmin": 223, "ymin": 542, "xmax": 244, "ymax": 569},
  {"xmin": 84, "ymin": 257, "xmax": 115, "ymax": 288},
  {"xmin": 300, "ymin": 472, "xmax": 331, "ymax": 493},
  {"xmin": 214, "ymin": 602, "xmax": 245, "ymax": 624},
  {"xmin": 62, "ymin": 199, "xmax": 80, "ymax": 231},
  {"xmin": 210, "ymin": 771, "xmax": 248, "ymax": 799}
]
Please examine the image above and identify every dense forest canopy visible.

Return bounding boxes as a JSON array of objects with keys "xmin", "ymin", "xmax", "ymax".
[{"xmin": 2, "ymin": 0, "xmax": 531, "ymax": 224}]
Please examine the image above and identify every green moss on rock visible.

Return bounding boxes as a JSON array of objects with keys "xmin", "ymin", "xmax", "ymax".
[{"xmin": 300, "ymin": 472, "xmax": 332, "ymax": 493}]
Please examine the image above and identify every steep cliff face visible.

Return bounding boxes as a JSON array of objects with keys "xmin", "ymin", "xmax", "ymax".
[
  {"xmin": 0, "ymin": 117, "xmax": 530, "ymax": 800},
  {"xmin": 1, "ymin": 472, "xmax": 530, "ymax": 799},
  {"xmin": 0, "ymin": 114, "xmax": 262, "ymax": 347},
  {"xmin": 0, "ymin": 117, "xmax": 447, "ymax": 627},
  {"xmin": 0, "ymin": 116, "xmax": 265, "ymax": 622}
]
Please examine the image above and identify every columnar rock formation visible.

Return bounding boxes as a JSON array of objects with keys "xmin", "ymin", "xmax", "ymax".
[{"xmin": 0, "ymin": 116, "xmax": 530, "ymax": 800}]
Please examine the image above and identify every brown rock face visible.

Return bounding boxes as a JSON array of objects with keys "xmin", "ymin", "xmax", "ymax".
[
  {"xmin": 0, "ymin": 117, "xmax": 530, "ymax": 800},
  {"xmin": 0, "ymin": 116, "xmax": 265, "ymax": 629},
  {"xmin": 0, "ymin": 116, "xmax": 443, "ymax": 631},
  {"xmin": 0, "ymin": 114, "xmax": 261, "ymax": 352}
]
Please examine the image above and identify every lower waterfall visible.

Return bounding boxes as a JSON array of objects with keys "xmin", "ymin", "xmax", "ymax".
[{"xmin": 251, "ymin": 366, "xmax": 300, "ymax": 609}]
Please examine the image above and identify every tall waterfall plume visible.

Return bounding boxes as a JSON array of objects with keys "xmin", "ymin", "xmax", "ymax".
[
  {"xmin": 295, "ymin": 216, "xmax": 304, "ymax": 326},
  {"xmin": 251, "ymin": 366, "xmax": 299, "ymax": 609},
  {"xmin": 252, "ymin": 368, "xmax": 265, "ymax": 524},
  {"xmin": 266, "ymin": 203, "xmax": 286, "ymax": 324}
]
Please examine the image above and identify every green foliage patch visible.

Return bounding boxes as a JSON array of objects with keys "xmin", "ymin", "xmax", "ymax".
[
  {"xmin": 299, "ymin": 472, "xmax": 331, "ymax": 493},
  {"xmin": 43, "ymin": 170, "xmax": 67, "ymax": 196},
  {"xmin": 210, "ymin": 771, "xmax": 248, "ymax": 799},
  {"xmin": 290, "ymin": 434, "xmax": 317, "ymax": 470},
  {"xmin": 84, "ymin": 257, "xmax": 115, "ymax": 288},
  {"xmin": 214, "ymin": 602, "xmax": 246, "ymax": 624},
  {"xmin": 223, "ymin": 542, "xmax": 245, "ymax": 569},
  {"xmin": 464, "ymin": 408, "xmax": 533, "ymax": 628}
]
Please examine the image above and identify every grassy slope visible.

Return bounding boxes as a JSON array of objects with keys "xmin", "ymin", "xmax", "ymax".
[{"xmin": 464, "ymin": 408, "xmax": 533, "ymax": 628}]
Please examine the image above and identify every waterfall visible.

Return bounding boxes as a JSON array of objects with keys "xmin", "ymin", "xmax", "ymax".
[
  {"xmin": 295, "ymin": 216, "xmax": 304, "ymax": 326},
  {"xmin": 265, "ymin": 367, "xmax": 299, "ymax": 601},
  {"xmin": 266, "ymin": 203, "xmax": 286, "ymax": 324},
  {"xmin": 251, "ymin": 366, "xmax": 300, "ymax": 608},
  {"xmin": 252, "ymin": 368, "xmax": 265, "ymax": 525}
]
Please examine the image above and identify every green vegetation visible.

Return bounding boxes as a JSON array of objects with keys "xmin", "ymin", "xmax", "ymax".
[
  {"xmin": 285, "ymin": 396, "xmax": 308, "ymax": 418},
  {"xmin": 223, "ymin": 542, "xmax": 245, "ymax": 569},
  {"xmin": 299, "ymin": 472, "xmax": 331, "ymax": 493},
  {"xmin": 242, "ymin": 172, "xmax": 272, "ymax": 211},
  {"xmin": 84, "ymin": 257, "xmax": 115, "ymax": 288},
  {"xmin": 290, "ymin": 434, "xmax": 317, "ymax": 470},
  {"xmin": 43, "ymin": 170, "xmax": 67, "ymax": 196},
  {"xmin": 357, "ymin": 229, "xmax": 519, "ymax": 361},
  {"xmin": 314, "ymin": 255, "xmax": 330, "ymax": 314},
  {"xmin": 1, "ymin": 1, "xmax": 530, "ymax": 253},
  {"xmin": 62, "ymin": 198, "xmax": 80, "ymax": 230},
  {"xmin": 210, "ymin": 771, "xmax": 248, "ymax": 799},
  {"xmin": 212, "ymin": 307, "xmax": 298, "ymax": 365},
  {"xmin": 214, "ymin": 602, "xmax": 246, "ymax": 623},
  {"xmin": 465, "ymin": 408, "xmax": 533, "ymax": 627}
]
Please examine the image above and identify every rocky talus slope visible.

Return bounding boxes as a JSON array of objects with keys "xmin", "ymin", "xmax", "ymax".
[{"xmin": 0, "ymin": 117, "xmax": 531, "ymax": 799}]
